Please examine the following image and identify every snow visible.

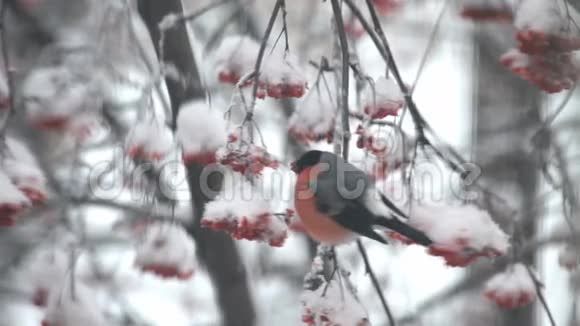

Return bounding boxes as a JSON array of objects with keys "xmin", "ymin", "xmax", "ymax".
[
  {"xmin": 219, "ymin": 143, "xmax": 280, "ymax": 176},
  {"xmin": 203, "ymin": 177, "xmax": 288, "ymax": 246},
  {"xmin": 44, "ymin": 282, "xmax": 107, "ymax": 326},
  {"xmin": 484, "ymin": 263, "xmax": 537, "ymax": 309},
  {"xmin": 301, "ymin": 256, "xmax": 370, "ymax": 326},
  {"xmin": 134, "ymin": 222, "xmax": 197, "ymax": 277},
  {"xmin": 514, "ymin": 0, "xmax": 567, "ymax": 34},
  {"xmin": 361, "ymin": 77, "xmax": 404, "ymax": 119},
  {"xmin": 213, "ymin": 35, "xmax": 307, "ymax": 98},
  {"xmin": 407, "ymin": 203, "xmax": 510, "ymax": 254},
  {"xmin": 288, "ymin": 88, "xmax": 336, "ymax": 144},
  {"xmin": 14, "ymin": 247, "xmax": 70, "ymax": 305},
  {"xmin": 4, "ymin": 138, "xmax": 48, "ymax": 203},
  {"xmin": 0, "ymin": 170, "xmax": 30, "ymax": 208},
  {"xmin": 485, "ymin": 263, "xmax": 535, "ymax": 295},
  {"xmin": 380, "ymin": 200, "xmax": 511, "ymax": 266},
  {"xmin": 355, "ymin": 125, "xmax": 403, "ymax": 158},
  {"xmin": 21, "ymin": 65, "xmax": 102, "ymax": 126},
  {"xmin": 262, "ymin": 50, "xmax": 307, "ymax": 87},
  {"xmin": 500, "ymin": 47, "xmax": 579, "ymax": 93},
  {"xmin": 500, "ymin": 48, "xmax": 531, "ymax": 70},
  {"xmin": 214, "ymin": 35, "xmax": 260, "ymax": 80},
  {"xmin": 6, "ymin": 138, "xmax": 38, "ymax": 164},
  {"xmin": 176, "ymin": 100, "xmax": 227, "ymax": 156},
  {"xmin": 126, "ymin": 119, "xmax": 174, "ymax": 161}
]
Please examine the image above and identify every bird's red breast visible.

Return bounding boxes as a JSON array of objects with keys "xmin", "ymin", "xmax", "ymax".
[{"xmin": 294, "ymin": 164, "xmax": 354, "ymax": 245}]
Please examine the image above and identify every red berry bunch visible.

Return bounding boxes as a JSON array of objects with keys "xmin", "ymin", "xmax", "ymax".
[
  {"xmin": 427, "ymin": 238, "xmax": 505, "ymax": 267},
  {"xmin": 460, "ymin": 0, "xmax": 513, "ymax": 23},
  {"xmin": 501, "ymin": 49, "xmax": 579, "ymax": 93},
  {"xmin": 517, "ymin": 29, "xmax": 580, "ymax": 55},
  {"xmin": 221, "ymin": 145, "xmax": 279, "ymax": 176},
  {"xmin": 484, "ymin": 264, "xmax": 537, "ymax": 309},
  {"xmin": 202, "ymin": 212, "xmax": 288, "ymax": 247},
  {"xmin": 134, "ymin": 223, "xmax": 197, "ymax": 280}
]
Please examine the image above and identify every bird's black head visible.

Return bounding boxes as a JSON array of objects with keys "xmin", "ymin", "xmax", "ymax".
[{"xmin": 290, "ymin": 150, "xmax": 323, "ymax": 174}]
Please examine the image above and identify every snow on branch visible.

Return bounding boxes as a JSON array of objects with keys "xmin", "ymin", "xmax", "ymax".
[
  {"xmin": 301, "ymin": 251, "xmax": 370, "ymax": 326},
  {"xmin": 389, "ymin": 203, "xmax": 510, "ymax": 267},
  {"xmin": 176, "ymin": 100, "xmax": 228, "ymax": 165},
  {"xmin": 202, "ymin": 177, "xmax": 288, "ymax": 247},
  {"xmin": 134, "ymin": 222, "xmax": 197, "ymax": 280},
  {"xmin": 214, "ymin": 35, "xmax": 307, "ymax": 100}
]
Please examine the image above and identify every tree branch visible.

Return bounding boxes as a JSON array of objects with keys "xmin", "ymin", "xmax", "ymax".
[
  {"xmin": 331, "ymin": 1, "xmax": 394, "ymax": 323},
  {"xmin": 331, "ymin": 0, "xmax": 351, "ymax": 161},
  {"xmin": 397, "ymin": 232, "xmax": 579, "ymax": 325},
  {"xmin": 250, "ymin": 0, "xmax": 282, "ymax": 109},
  {"xmin": 357, "ymin": 240, "xmax": 396, "ymax": 325}
]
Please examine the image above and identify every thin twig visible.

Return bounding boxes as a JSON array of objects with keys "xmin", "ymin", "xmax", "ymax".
[
  {"xmin": 250, "ymin": 0, "xmax": 282, "ymax": 108},
  {"xmin": 124, "ymin": 3, "xmax": 173, "ymax": 122},
  {"xmin": 358, "ymin": 0, "xmax": 427, "ymax": 141},
  {"xmin": 524, "ymin": 265, "xmax": 557, "ymax": 326},
  {"xmin": 246, "ymin": 0, "xmax": 283, "ymax": 142},
  {"xmin": 279, "ymin": 0, "xmax": 290, "ymax": 52},
  {"xmin": 410, "ymin": 0, "xmax": 448, "ymax": 95},
  {"xmin": 330, "ymin": 0, "xmax": 351, "ymax": 160},
  {"xmin": 541, "ymin": 81, "xmax": 577, "ymax": 128},
  {"xmin": 396, "ymin": 231, "xmax": 579, "ymax": 325},
  {"xmin": 357, "ymin": 240, "xmax": 396, "ymax": 326}
]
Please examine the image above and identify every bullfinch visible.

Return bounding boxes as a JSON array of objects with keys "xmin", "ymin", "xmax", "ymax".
[{"xmin": 291, "ymin": 150, "xmax": 432, "ymax": 246}]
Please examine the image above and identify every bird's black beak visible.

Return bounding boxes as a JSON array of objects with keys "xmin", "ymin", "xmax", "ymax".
[{"xmin": 290, "ymin": 161, "xmax": 298, "ymax": 173}]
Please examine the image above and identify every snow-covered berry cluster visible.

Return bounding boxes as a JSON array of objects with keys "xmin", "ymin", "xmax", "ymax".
[
  {"xmin": 0, "ymin": 138, "xmax": 48, "ymax": 226},
  {"xmin": 20, "ymin": 63, "xmax": 103, "ymax": 139},
  {"xmin": 42, "ymin": 283, "xmax": 107, "ymax": 326},
  {"xmin": 355, "ymin": 126, "xmax": 404, "ymax": 180},
  {"xmin": 301, "ymin": 254, "xmax": 370, "ymax": 326},
  {"xmin": 126, "ymin": 119, "xmax": 174, "ymax": 162},
  {"xmin": 501, "ymin": 48, "xmax": 579, "ymax": 93},
  {"xmin": 214, "ymin": 35, "xmax": 307, "ymax": 99},
  {"xmin": 15, "ymin": 245, "xmax": 108, "ymax": 326},
  {"xmin": 497, "ymin": 0, "xmax": 580, "ymax": 93},
  {"xmin": 355, "ymin": 125, "xmax": 391, "ymax": 155},
  {"xmin": 176, "ymin": 100, "xmax": 228, "ymax": 165},
  {"xmin": 203, "ymin": 179, "xmax": 288, "ymax": 247},
  {"xmin": 220, "ymin": 143, "xmax": 279, "ymax": 177},
  {"xmin": 289, "ymin": 89, "xmax": 336, "ymax": 145},
  {"xmin": 515, "ymin": 0, "xmax": 580, "ymax": 55},
  {"xmin": 361, "ymin": 77, "xmax": 404, "ymax": 120},
  {"xmin": 484, "ymin": 263, "xmax": 537, "ymax": 309},
  {"xmin": 134, "ymin": 222, "xmax": 197, "ymax": 280},
  {"xmin": 388, "ymin": 203, "xmax": 510, "ymax": 267}
]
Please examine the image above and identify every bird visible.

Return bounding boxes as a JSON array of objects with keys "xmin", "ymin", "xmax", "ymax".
[{"xmin": 291, "ymin": 150, "xmax": 432, "ymax": 246}]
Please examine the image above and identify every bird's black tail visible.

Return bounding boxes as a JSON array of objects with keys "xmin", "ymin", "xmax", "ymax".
[{"xmin": 373, "ymin": 216, "xmax": 433, "ymax": 247}]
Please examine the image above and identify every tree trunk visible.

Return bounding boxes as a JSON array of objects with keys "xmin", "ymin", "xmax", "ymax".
[
  {"xmin": 472, "ymin": 25, "xmax": 541, "ymax": 326},
  {"xmin": 138, "ymin": 1, "xmax": 256, "ymax": 325}
]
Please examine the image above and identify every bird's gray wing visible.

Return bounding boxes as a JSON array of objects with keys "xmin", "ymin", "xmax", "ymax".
[
  {"xmin": 311, "ymin": 154, "xmax": 387, "ymax": 243},
  {"xmin": 312, "ymin": 153, "xmax": 372, "ymax": 216}
]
